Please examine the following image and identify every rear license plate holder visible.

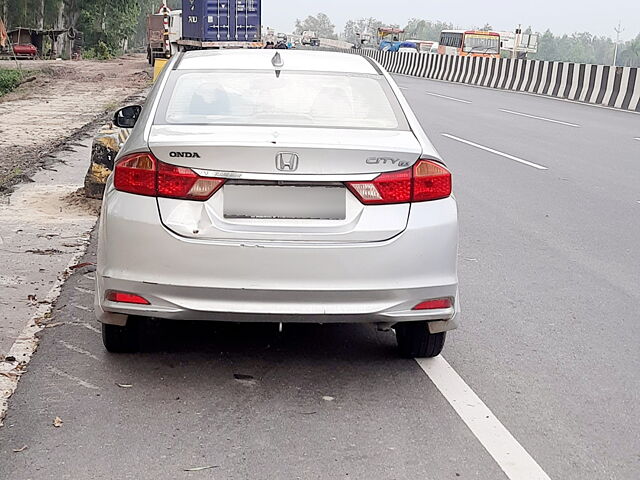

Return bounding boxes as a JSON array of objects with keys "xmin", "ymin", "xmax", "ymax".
[{"xmin": 223, "ymin": 184, "xmax": 346, "ymax": 220}]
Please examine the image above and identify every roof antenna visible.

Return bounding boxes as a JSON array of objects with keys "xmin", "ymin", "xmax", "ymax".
[
  {"xmin": 272, "ymin": 52, "xmax": 283, "ymax": 68},
  {"xmin": 272, "ymin": 51, "xmax": 283, "ymax": 78}
]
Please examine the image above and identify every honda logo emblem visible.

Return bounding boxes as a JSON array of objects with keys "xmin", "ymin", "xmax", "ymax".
[{"xmin": 275, "ymin": 152, "xmax": 299, "ymax": 172}]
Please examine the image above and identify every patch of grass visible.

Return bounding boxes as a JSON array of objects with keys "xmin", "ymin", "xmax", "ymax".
[
  {"xmin": 103, "ymin": 100, "xmax": 118, "ymax": 111},
  {"xmin": 83, "ymin": 41, "xmax": 114, "ymax": 60},
  {"xmin": 0, "ymin": 69, "xmax": 23, "ymax": 96}
]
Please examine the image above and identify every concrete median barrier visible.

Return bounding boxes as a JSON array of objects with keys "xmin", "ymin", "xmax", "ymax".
[{"xmin": 341, "ymin": 48, "xmax": 640, "ymax": 112}]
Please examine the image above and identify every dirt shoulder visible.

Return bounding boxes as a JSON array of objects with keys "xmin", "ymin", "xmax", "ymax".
[{"xmin": 0, "ymin": 54, "xmax": 151, "ymax": 191}]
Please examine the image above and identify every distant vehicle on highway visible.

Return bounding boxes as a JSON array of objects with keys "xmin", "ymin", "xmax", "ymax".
[
  {"xmin": 146, "ymin": 8, "xmax": 182, "ymax": 64},
  {"xmin": 301, "ymin": 30, "xmax": 317, "ymax": 46},
  {"xmin": 399, "ymin": 40, "xmax": 438, "ymax": 54},
  {"xmin": 355, "ymin": 31, "xmax": 373, "ymax": 47},
  {"xmin": 498, "ymin": 30, "xmax": 539, "ymax": 58},
  {"xmin": 398, "ymin": 41, "xmax": 419, "ymax": 53},
  {"xmin": 438, "ymin": 30, "xmax": 500, "ymax": 58},
  {"xmin": 99, "ymin": 50, "xmax": 459, "ymax": 358},
  {"xmin": 377, "ymin": 27, "xmax": 405, "ymax": 52}
]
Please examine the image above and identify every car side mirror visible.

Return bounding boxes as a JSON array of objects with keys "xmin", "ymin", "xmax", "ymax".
[{"xmin": 113, "ymin": 105, "xmax": 142, "ymax": 129}]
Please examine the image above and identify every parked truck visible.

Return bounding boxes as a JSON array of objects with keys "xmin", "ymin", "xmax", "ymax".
[
  {"xmin": 178, "ymin": 0, "xmax": 262, "ymax": 49},
  {"xmin": 146, "ymin": 8, "xmax": 182, "ymax": 64}
]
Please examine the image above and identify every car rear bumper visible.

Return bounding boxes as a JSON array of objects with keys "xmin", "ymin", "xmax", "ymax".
[{"xmin": 96, "ymin": 191, "xmax": 459, "ymax": 333}]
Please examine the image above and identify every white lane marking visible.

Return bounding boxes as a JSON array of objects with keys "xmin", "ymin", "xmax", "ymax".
[
  {"xmin": 48, "ymin": 366, "xmax": 99, "ymax": 390},
  {"xmin": 499, "ymin": 109, "xmax": 580, "ymax": 127},
  {"xmin": 74, "ymin": 286, "xmax": 93, "ymax": 295},
  {"xmin": 425, "ymin": 91, "xmax": 472, "ymax": 104},
  {"xmin": 78, "ymin": 322, "xmax": 101, "ymax": 334},
  {"xmin": 67, "ymin": 320, "xmax": 101, "ymax": 334},
  {"xmin": 58, "ymin": 340, "xmax": 100, "ymax": 361},
  {"xmin": 72, "ymin": 302, "xmax": 90, "ymax": 311},
  {"xmin": 416, "ymin": 356, "xmax": 552, "ymax": 480},
  {"xmin": 442, "ymin": 133, "xmax": 548, "ymax": 170}
]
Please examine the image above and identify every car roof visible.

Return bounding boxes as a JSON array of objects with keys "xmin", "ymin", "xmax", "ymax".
[{"xmin": 177, "ymin": 50, "xmax": 379, "ymax": 75}]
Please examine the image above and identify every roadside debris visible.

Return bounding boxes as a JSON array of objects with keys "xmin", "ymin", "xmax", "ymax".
[
  {"xmin": 25, "ymin": 248, "xmax": 63, "ymax": 255},
  {"xmin": 322, "ymin": 396, "xmax": 335, "ymax": 402},
  {"xmin": 116, "ymin": 383, "xmax": 133, "ymax": 388},
  {"xmin": 53, "ymin": 416, "xmax": 63, "ymax": 427},
  {"xmin": 233, "ymin": 373, "xmax": 258, "ymax": 386},
  {"xmin": 12, "ymin": 445, "xmax": 28, "ymax": 453},
  {"xmin": 69, "ymin": 262, "xmax": 95, "ymax": 270},
  {"xmin": 184, "ymin": 465, "xmax": 219, "ymax": 472},
  {"xmin": 43, "ymin": 321, "xmax": 65, "ymax": 328}
]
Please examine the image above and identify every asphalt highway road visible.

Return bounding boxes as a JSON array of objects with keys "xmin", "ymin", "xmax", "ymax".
[{"xmin": 1, "ymin": 77, "xmax": 639, "ymax": 480}]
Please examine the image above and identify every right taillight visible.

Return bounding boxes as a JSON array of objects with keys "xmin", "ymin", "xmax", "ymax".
[
  {"xmin": 113, "ymin": 152, "xmax": 224, "ymax": 200},
  {"xmin": 346, "ymin": 159, "xmax": 451, "ymax": 205},
  {"xmin": 412, "ymin": 159, "xmax": 452, "ymax": 202}
]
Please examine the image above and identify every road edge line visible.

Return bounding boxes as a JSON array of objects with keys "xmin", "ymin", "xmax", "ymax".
[
  {"xmin": 416, "ymin": 356, "xmax": 552, "ymax": 480},
  {"xmin": 0, "ymin": 230, "xmax": 95, "ymax": 427}
]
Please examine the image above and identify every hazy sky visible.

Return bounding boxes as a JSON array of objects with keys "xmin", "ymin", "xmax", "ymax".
[{"xmin": 262, "ymin": 0, "xmax": 640, "ymax": 41}]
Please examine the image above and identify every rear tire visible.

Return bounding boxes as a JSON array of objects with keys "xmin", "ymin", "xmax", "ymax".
[
  {"xmin": 102, "ymin": 318, "xmax": 140, "ymax": 353},
  {"xmin": 395, "ymin": 321, "xmax": 446, "ymax": 358}
]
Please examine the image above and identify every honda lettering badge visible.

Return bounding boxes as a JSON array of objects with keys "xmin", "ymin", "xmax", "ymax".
[{"xmin": 275, "ymin": 152, "xmax": 299, "ymax": 172}]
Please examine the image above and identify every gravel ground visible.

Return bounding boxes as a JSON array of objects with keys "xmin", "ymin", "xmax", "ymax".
[{"xmin": 0, "ymin": 54, "xmax": 151, "ymax": 192}]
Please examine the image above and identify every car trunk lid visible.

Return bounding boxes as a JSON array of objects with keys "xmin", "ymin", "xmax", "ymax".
[{"xmin": 149, "ymin": 125, "xmax": 422, "ymax": 243}]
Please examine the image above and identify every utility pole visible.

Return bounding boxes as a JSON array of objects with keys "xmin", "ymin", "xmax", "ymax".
[
  {"xmin": 512, "ymin": 24, "xmax": 522, "ymax": 59},
  {"xmin": 613, "ymin": 21, "xmax": 623, "ymax": 66}
]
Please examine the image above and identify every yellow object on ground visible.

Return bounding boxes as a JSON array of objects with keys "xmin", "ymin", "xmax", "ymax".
[{"xmin": 153, "ymin": 58, "xmax": 168, "ymax": 82}]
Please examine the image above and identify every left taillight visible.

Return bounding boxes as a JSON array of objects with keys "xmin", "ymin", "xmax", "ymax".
[
  {"xmin": 346, "ymin": 159, "xmax": 451, "ymax": 205},
  {"xmin": 113, "ymin": 153, "xmax": 157, "ymax": 196},
  {"xmin": 113, "ymin": 153, "xmax": 224, "ymax": 200},
  {"xmin": 157, "ymin": 161, "xmax": 224, "ymax": 200}
]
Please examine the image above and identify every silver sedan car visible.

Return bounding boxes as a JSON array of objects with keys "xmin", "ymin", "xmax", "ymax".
[{"xmin": 96, "ymin": 50, "xmax": 459, "ymax": 357}]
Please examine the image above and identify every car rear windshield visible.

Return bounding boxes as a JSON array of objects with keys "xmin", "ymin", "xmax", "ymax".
[{"xmin": 155, "ymin": 71, "xmax": 408, "ymax": 130}]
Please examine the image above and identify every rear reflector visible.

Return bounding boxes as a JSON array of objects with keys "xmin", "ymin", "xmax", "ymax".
[
  {"xmin": 346, "ymin": 159, "xmax": 451, "ymax": 205},
  {"xmin": 114, "ymin": 153, "xmax": 225, "ymax": 200},
  {"xmin": 413, "ymin": 298, "xmax": 452, "ymax": 310},
  {"xmin": 106, "ymin": 291, "xmax": 150, "ymax": 305}
]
